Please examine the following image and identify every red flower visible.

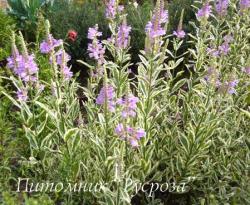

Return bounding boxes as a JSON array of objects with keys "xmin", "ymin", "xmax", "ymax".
[{"xmin": 68, "ymin": 30, "xmax": 78, "ymax": 42}]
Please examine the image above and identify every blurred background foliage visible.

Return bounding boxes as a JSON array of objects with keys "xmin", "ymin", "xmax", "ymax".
[
  {"xmin": 0, "ymin": 9, "xmax": 15, "ymax": 61},
  {"xmin": 6, "ymin": 0, "xmax": 54, "ymax": 41}
]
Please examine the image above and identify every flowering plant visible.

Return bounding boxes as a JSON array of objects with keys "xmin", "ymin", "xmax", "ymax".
[{"xmin": 1, "ymin": 0, "xmax": 249, "ymax": 204}]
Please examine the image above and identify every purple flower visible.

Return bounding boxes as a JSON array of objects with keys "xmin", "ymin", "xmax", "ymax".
[
  {"xmin": 242, "ymin": 67, "xmax": 250, "ymax": 75},
  {"xmin": 16, "ymin": 89, "xmax": 28, "ymax": 102},
  {"xmin": 219, "ymin": 42, "xmax": 230, "ymax": 55},
  {"xmin": 117, "ymin": 94, "xmax": 139, "ymax": 118},
  {"xmin": 240, "ymin": 0, "xmax": 250, "ymax": 11},
  {"xmin": 218, "ymin": 78, "xmax": 239, "ymax": 94},
  {"xmin": 215, "ymin": 0, "xmax": 229, "ymax": 16},
  {"xmin": 197, "ymin": 3, "xmax": 212, "ymax": 19},
  {"xmin": 40, "ymin": 34, "xmax": 62, "ymax": 54},
  {"xmin": 87, "ymin": 26, "xmax": 105, "ymax": 64},
  {"xmin": 134, "ymin": 128, "xmax": 146, "ymax": 139},
  {"xmin": 208, "ymin": 35, "xmax": 233, "ymax": 56},
  {"xmin": 130, "ymin": 139, "xmax": 139, "ymax": 147},
  {"xmin": 54, "ymin": 49, "xmax": 71, "ymax": 65},
  {"xmin": 115, "ymin": 124, "xmax": 146, "ymax": 147},
  {"xmin": 7, "ymin": 52, "xmax": 39, "ymax": 82},
  {"xmin": 127, "ymin": 126, "xmax": 146, "ymax": 147},
  {"xmin": 115, "ymin": 123, "xmax": 126, "ymax": 139},
  {"xmin": 22, "ymin": 55, "xmax": 39, "ymax": 82},
  {"xmin": 105, "ymin": 0, "xmax": 116, "ymax": 19},
  {"xmin": 227, "ymin": 79, "xmax": 239, "ymax": 94},
  {"xmin": 87, "ymin": 41, "xmax": 105, "ymax": 63},
  {"xmin": 105, "ymin": 0, "xmax": 124, "ymax": 20},
  {"xmin": 7, "ymin": 50, "xmax": 22, "ymax": 74},
  {"xmin": 207, "ymin": 47, "xmax": 220, "ymax": 57},
  {"xmin": 145, "ymin": 21, "xmax": 166, "ymax": 39},
  {"xmin": 173, "ymin": 29, "xmax": 186, "ymax": 38},
  {"xmin": 61, "ymin": 66, "xmax": 73, "ymax": 80},
  {"xmin": 96, "ymin": 85, "xmax": 116, "ymax": 112},
  {"xmin": 88, "ymin": 26, "xmax": 102, "ymax": 40},
  {"xmin": 96, "ymin": 85, "xmax": 114, "ymax": 104},
  {"xmin": 116, "ymin": 21, "xmax": 132, "ymax": 49},
  {"xmin": 52, "ymin": 49, "xmax": 72, "ymax": 80},
  {"xmin": 145, "ymin": 2, "xmax": 168, "ymax": 40},
  {"xmin": 118, "ymin": 5, "xmax": 124, "ymax": 12}
]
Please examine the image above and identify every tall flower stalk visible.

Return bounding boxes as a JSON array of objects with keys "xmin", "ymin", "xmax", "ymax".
[
  {"xmin": 173, "ymin": 9, "xmax": 186, "ymax": 39},
  {"xmin": 144, "ymin": 0, "xmax": 168, "ymax": 55}
]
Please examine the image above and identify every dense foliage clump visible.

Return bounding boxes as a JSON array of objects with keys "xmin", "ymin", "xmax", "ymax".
[{"xmin": 0, "ymin": 0, "xmax": 249, "ymax": 204}]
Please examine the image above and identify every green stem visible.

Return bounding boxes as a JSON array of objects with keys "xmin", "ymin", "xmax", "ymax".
[
  {"xmin": 103, "ymin": 68, "xmax": 109, "ymax": 182},
  {"xmin": 31, "ymin": 84, "xmax": 46, "ymax": 177},
  {"xmin": 142, "ymin": 55, "xmax": 154, "ymax": 159}
]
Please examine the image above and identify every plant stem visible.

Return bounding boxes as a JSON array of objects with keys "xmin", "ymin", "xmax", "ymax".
[{"xmin": 103, "ymin": 67, "xmax": 109, "ymax": 182}]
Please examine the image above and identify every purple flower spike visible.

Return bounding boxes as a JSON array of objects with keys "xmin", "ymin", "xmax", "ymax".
[
  {"xmin": 51, "ymin": 49, "xmax": 72, "ymax": 81},
  {"xmin": 145, "ymin": 21, "xmax": 166, "ymax": 39},
  {"xmin": 135, "ymin": 128, "xmax": 146, "ymax": 139},
  {"xmin": 96, "ymin": 85, "xmax": 114, "ymax": 104},
  {"xmin": 227, "ymin": 79, "xmax": 239, "ymax": 94},
  {"xmin": 115, "ymin": 123, "xmax": 126, "ymax": 139},
  {"xmin": 7, "ymin": 50, "xmax": 21, "ymax": 74},
  {"xmin": 173, "ymin": 29, "xmax": 186, "ymax": 39},
  {"xmin": 115, "ymin": 124, "xmax": 146, "ymax": 148},
  {"xmin": 54, "ymin": 49, "xmax": 71, "ymax": 65},
  {"xmin": 117, "ymin": 94, "xmax": 139, "ymax": 119},
  {"xmin": 160, "ymin": 10, "xmax": 169, "ymax": 24},
  {"xmin": 96, "ymin": 85, "xmax": 116, "ymax": 112},
  {"xmin": 197, "ymin": 3, "xmax": 212, "ymax": 19},
  {"xmin": 88, "ymin": 26, "xmax": 102, "ymax": 40},
  {"xmin": 7, "ymin": 52, "xmax": 39, "ymax": 83},
  {"xmin": 105, "ymin": 0, "xmax": 124, "ymax": 20},
  {"xmin": 87, "ymin": 41, "xmax": 105, "ymax": 62},
  {"xmin": 61, "ymin": 67, "xmax": 73, "ymax": 80},
  {"xmin": 240, "ymin": 0, "xmax": 250, "ymax": 11},
  {"xmin": 40, "ymin": 34, "xmax": 62, "ymax": 54},
  {"xmin": 116, "ymin": 21, "xmax": 132, "ymax": 49},
  {"xmin": 87, "ymin": 25, "xmax": 105, "ymax": 64},
  {"xmin": 145, "ymin": 2, "xmax": 168, "ymax": 40},
  {"xmin": 215, "ymin": 0, "xmax": 229, "ymax": 16},
  {"xmin": 218, "ymin": 78, "xmax": 239, "ymax": 94},
  {"xmin": 21, "ymin": 54, "xmax": 39, "ymax": 82},
  {"xmin": 127, "ymin": 127, "xmax": 146, "ymax": 147},
  {"xmin": 105, "ymin": 0, "xmax": 116, "ymax": 19}
]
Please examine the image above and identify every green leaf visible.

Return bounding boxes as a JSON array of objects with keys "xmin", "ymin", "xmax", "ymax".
[
  {"xmin": 240, "ymin": 109, "xmax": 250, "ymax": 118},
  {"xmin": 63, "ymin": 128, "xmax": 79, "ymax": 142},
  {"xmin": 35, "ymin": 101, "xmax": 57, "ymax": 119},
  {"xmin": 1, "ymin": 91, "xmax": 21, "ymax": 109}
]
